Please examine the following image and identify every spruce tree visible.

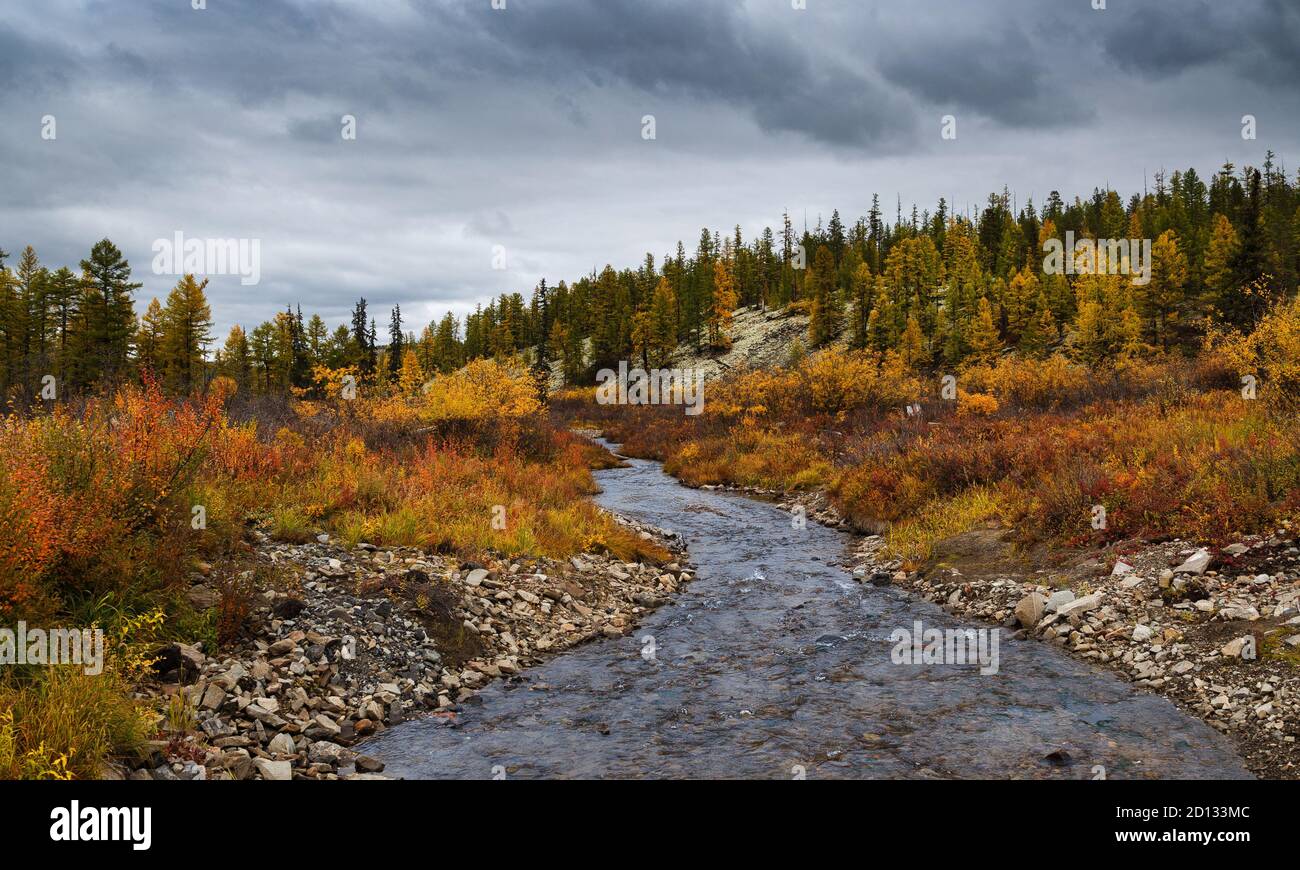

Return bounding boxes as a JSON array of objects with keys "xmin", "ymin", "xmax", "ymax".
[
  {"xmin": 388, "ymin": 305, "xmax": 404, "ymax": 382},
  {"xmin": 79, "ymin": 239, "xmax": 141, "ymax": 386}
]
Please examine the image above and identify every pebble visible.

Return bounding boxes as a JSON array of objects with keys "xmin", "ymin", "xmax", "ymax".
[{"xmin": 130, "ymin": 514, "xmax": 690, "ymax": 780}]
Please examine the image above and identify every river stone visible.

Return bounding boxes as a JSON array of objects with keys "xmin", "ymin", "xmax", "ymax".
[
  {"xmin": 267, "ymin": 732, "xmax": 297, "ymax": 756},
  {"xmin": 1045, "ymin": 590, "xmax": 1075, "ymax": 613},
  {"xmin": 222, "ymin": 749, "xmax": 254, "ymax": 780},
  {"xmin": 200, "ymin": 682, "xmax": 227, "ymax": 711},
  {"xmin": 311, "ymin": 714, "xmax": 342, "ymax": 737},
  {"xmin": 268, "ymin": 638, "xmax": 296, "ymax": 656},
  {"xmin": 1056, "ymin": 593, "xmax": 1102, "ymax": 617},
  {"xmin": 185, "ymin": 584, "xmax": 220, "ymax": 610},
  {"xmin": 355, "ymin": 755, "xmax": 385, "ymax": 773},
  {"xmin": 1174, "ymin": 549, "xmax": 1212, "ymax": 575},
  {"xmin": 308, "ymin": 740, "xmax": 355, "ymax": 766},
  {"xmin": 1221, "ymin": 637, "xmax": 1250, "ymax": 657},
  {"xmin": 253, "ymin": 758, "xmax": 292, "ymax": 781},
  {"xmin": 1014, "ymin": 593, "xmax": 1046, "ymax": 628}
]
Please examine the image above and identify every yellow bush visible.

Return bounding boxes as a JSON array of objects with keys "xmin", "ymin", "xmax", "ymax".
[
  {"xmin": 960, "ymin": 354, "xmax": 1084, "ymax": 409},
  {"xmin": 799, "ymin": 348, "xmax": 920, "ymax": 418},
  {"xmin": 1212, "ymin": 297, "xmax": 1300, "ymax": 412},
  {"xmin": 956, "ymin": 390, "xmax": 1000, "ymax": 417},
  {"xmin": 421, "ymin": 358, "xmax": 542, "ymax": 421}
]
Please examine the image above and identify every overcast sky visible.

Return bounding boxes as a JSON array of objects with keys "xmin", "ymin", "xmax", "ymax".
[{"xmin": 3, "ymin": 0, "xmax": 1298, "ymax": 340}]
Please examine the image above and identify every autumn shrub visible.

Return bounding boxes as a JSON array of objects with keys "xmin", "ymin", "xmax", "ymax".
[
  {"xmin": 0, "ymin": 359, "xmax": 657, "ymax": 777},
  {"xmin": 1212, "ymin": 296, "xmax": 1300, "ymax": 413},
  {"xmin": 955, "ymin": 390, "xmax": 1000, "ymax": 417},
  {"xmin": 838, "ymin": 390, "xmax": 1296, "ymax": 548},
  {"xmin": 959, "ymin": 354, "xmax": 1084, "ymax": 409},
  {"xmin": 0, "ymin": 672, "xmax": 147, "ymax": 780},
  {"xmin": 885, "ymin": 487, "xmax": 1003, "ymax": 566},
  {"xmin": 304, "ymin": 434, "xmax": 665, "ymax": 563},
  {"xmin": 0, "ymin": 606, "xmax": 164, "ymax": 779},
  {"xmin": 422, "ymin": 357, "xmax": 542, "ymax": 420},
  {"xmin": 0, "ymin": 380, "xmax": 225, "ymax": 622},
  {"xmin": 663, "ymin": 427, "xmax": 833, "ymax": 491}
]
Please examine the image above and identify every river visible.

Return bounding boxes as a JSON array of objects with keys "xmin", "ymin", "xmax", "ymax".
[{"xmin": 366, "ymin": 447, "xmax": 1251, "ymax": 779}]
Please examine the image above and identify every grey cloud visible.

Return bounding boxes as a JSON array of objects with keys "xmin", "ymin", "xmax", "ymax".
[
  {"xmin": 426, "ymin": 0, "xmax": 915, "ymax": 147},
  {"xmin": 1, "ymin": 0, "xmax": 1297, "ymax": 343},
  {"xmin": 878, "ymin": 25, "xmax": 1085, "ymax": 128},
  {"xmin": 0, "ymin": 26, "xmax": 80, "ymax": 95},
  {"xmin": 464, "ymin": 211, "xmax": 515, "ymax": 239},
  {"xmin": 287, "ymin": 116, "xmax": 349, "ymax": 144},
  {"xmin": 1095, "ymin": 0, "xmax": 1300, "ymax": 85}
]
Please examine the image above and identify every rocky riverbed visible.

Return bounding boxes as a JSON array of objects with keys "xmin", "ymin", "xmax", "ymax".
[
  {"xmin": 363, "ymin": 445, "xmax": 1250, "ymax": 779},
  {"xmin": 106, "ymin": 513, "xmax": 691, "ymax": 780},
  {"xmin": 841, "ymin": 525, "xmax": 1300, "ymax": 779},
  {"xmin": 693, "ymin": 481, "xmax": 1299, "ymax": 778}
]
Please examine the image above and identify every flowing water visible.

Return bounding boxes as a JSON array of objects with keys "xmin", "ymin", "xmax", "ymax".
[{"xmin": 368, "ymin": 447, "xmax": 1251, "ymax": 779}]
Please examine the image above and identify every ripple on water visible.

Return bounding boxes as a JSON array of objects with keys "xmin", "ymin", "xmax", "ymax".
[{"xmin": 367, "ymin": 448, "xmax": 1252, "ymax": 780}]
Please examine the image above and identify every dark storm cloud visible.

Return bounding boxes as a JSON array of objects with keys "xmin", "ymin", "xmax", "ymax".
[
  {"xmin": 436, "ymin": 0, "xmax": 913, "ymax": 146},
  {"xmin": 1096, "ymin": 0, "xmax": 1232, "ymax": 77},
  {"xmin": 0, "ymin": 25, "xmax": 79, "ymax": 94},
  {"xmin": 1090, "ymin": 0, "xmax": 1300, "ymax": 85},
  {"xmin": 878, "ymin": 25, "xmax": 1081, "ymax": 128},
  {"xmin": 1, "ymin": 0, "xmax": 1298, "ymax": 341}
]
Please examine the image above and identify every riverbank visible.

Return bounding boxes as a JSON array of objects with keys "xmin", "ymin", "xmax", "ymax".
[
  {"xmin": 846, "ymin": 532, "xmax": 1300, "ymax": 779},
  {"xmin": 584, "ymin": 433, "xmax": 1277, "ymax": 777},
  {"xmin": 360, "ymin": 439, "xmax": 1251, "ymax": 779},
  {"xmin": 105, "ymin": 511, "xmax": 691, "ymax": 780},
  {"xmin": 761, "ymin": 487, "xmax": 1299, "ymax": 779}
]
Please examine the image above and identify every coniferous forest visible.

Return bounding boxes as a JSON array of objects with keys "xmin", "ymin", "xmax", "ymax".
[{"xmin": 3, "ymin": 156, "xmax": 1296, "ymax": 403}]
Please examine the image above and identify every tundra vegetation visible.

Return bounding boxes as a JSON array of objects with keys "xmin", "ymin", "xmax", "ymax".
[
  {"xmin": 0, "ymin": 298, "xmax": 654, "ymax": 777},
  {"xmin": 1, "ymin": 156, "xmax": 1296, "ymax": 776}
]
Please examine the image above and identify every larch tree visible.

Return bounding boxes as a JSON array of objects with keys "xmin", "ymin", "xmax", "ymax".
[
  {"xmin": 807, "ymin": 246, "xmax": 840, "ymax": 347},
  {"xmin": 387, "ymin": 305, "xmax": 404, "ymax": 382},
  {"xmin": 965, "ymin": 296, "xmax": 1002, "ymax": 367},
  {"xmin": 217, "ymin": 324, "xmax": 252, "ymax": 390},
  {"xmin": 160, "ymin": 274, "xmax": 213, "ymax": 392},
  {"xmin": 1202, "ymin": 213, "xmax": 1240, "ymax": 319},
  {"xmin": 136, "ymin": 298, "xmax": 166, "ymax": 375},
  {"xmin": 848, "ymin": 262, "xmax": 874, "ymax": 349},
  {"xmin": 1018, "ymin": 292, "xmax": 1057, "ymax": 358},
  {"xmin": 647, "ymin": 277, "xmax": 678, "ymax": 367},
  {"xmin": 1143, "ymin": 229, "xmax": 1188, "ymax": 348},
  {"xmin": 899, "ymin": 315, "xmax": 927, "ymax": 370},
  {"xmin": 708, "ymin": 258, "xmax": 738, "ymax": 349},
  {"xmin": 45, "ymin": 266, "xmax": 80, "ymax": 387}
]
